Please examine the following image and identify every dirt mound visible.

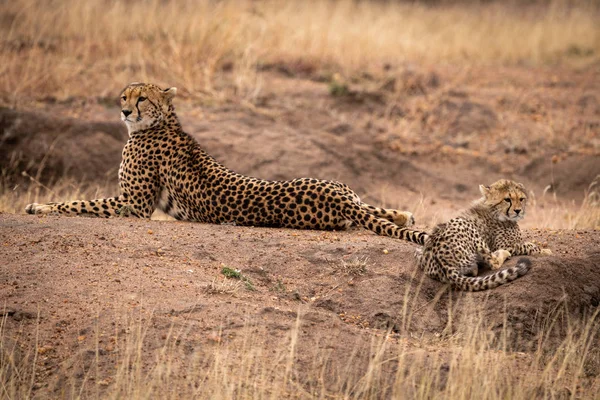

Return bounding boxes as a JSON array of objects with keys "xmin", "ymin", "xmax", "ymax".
[
  {"xmin": 0, "ymin": 105, "xmax": 438, "ymax": 203},
  {"xmin": 524, "ymin": 155, "xmax": 600, "ymax": 199},
  {"xmin": 424, "ymin": 96, "xmax": 499, "ymax": 137},
  {"xmin": 0, "ymin": 107, "xmax": 127, "ymax": 186},
  {"xmin": 1, "ymin": 214, "xmax": 598, "ymax": 397}
]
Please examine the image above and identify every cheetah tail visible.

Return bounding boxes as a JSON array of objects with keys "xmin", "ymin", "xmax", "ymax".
[
  {"xmin": 343, "ymin": 200, "xmax": 428, "ymax": 245},
  {"xmin": 447, "ymin": 258, "xmax": 532, "ymax": 292},
  {"xmin": 399, "ymin": 228, "xmax": 429, "ymax": 245}
]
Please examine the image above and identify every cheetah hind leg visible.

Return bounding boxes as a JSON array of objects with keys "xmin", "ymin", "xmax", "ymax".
[
  {"xmin": 460, "ymin": 259, "xmax": 479, "ymax": 277},
  {"xmin": 360, "ymin": 203, "xmax": 415, "ymax": 227}
]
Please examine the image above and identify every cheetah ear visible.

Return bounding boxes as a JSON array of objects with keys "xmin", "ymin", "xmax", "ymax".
[
  {"xmin": 479, "ymin": 184, "xmax": 490, "ymax": 196},
  {"xmin": 163, "ymin": 87, "xmax": 177, "ymax": 100}
]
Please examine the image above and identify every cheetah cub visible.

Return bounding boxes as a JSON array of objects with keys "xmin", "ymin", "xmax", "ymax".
[{"xmin": 415, "ymin": 179, "xmax": 551, "ymax": 291}]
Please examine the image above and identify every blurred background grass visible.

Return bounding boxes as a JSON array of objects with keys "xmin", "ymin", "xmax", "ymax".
[{"xmin": 1, "ymin": 0, "xmax": 598, "ymax": 105}]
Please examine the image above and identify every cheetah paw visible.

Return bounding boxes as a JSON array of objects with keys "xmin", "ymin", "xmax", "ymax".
[
  {"xmin": 540, "ymin": 248, "xmax": 553, "ymax": 255},
  {"xmin": 490, "ymin": 249, "xmax": 511, "ymax": 270},
  {"xmin": 394, "ymin": 211, "xmax": 415, "ymax": 227},
  {"xmin": 25, "ymin": 203, "xmax": 53, "ymax": 215}
]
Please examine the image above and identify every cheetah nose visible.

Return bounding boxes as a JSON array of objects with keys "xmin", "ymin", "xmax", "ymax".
[
  {"xmin": 514, "ymin": 209, "xmax": 521, "ymax": 215},
  {"xmin": 122, "ymin": 109, "xmax": 132, "ymax": 117}
]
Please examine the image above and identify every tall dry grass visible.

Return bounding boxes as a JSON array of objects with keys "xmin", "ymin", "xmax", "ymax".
[
  {"xmin": 525, "ymin": 175, "xmax": 600, "ymax": 230},
  {"xmin": 0, "ymin": 0, "xmax": 598, "ymax": 104},
  {"xmin": 2, "ymin": 297, "xmax": 599, "ymax": 399}
]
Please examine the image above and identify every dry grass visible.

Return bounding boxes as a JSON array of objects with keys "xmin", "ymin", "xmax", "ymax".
[
  {"xmin": 2, "ymin": 297, "xmax": 599, "ymax": 399},
  {"xmin": 205, "ymin": 278, "xmax": 243, "ymax": 296},
  {"xmin": 339, "ymin": 256, "xmax": 370, "ymax": 276},
  {"xmin": 0, "ymin": 0, "xmax": 598, "ymax": 104},
  {"xmin": 525, "ymin": 175, "xmax": 600, "ymax": 230}
]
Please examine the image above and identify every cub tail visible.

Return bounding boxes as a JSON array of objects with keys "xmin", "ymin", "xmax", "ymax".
[{"xmin": 446, "ymin": 258, "xmax": 532, "ymax": 291}]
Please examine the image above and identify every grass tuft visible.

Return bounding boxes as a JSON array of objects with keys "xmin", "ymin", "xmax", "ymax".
[
  {"xmin": 2, "ymin": 297, "xmax": 598, "ymax": 398},
  {"xmin": 221, "ymin": 266, "xmax": 255, "ymax": 291},
  {"xmin": 340, "ymin": 256, "xmax": 369, "ymax": 276}
]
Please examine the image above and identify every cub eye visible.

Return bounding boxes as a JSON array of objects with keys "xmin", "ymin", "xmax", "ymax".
[
  {"xmin": 138, "ymin": 96, "xmax": 147, "ymax": 102},
  {"xmin": 504, "ymin": 198, "xmax": 511, "ymax": 203},
  {"xmin": 121, "ymin": 95, "xmax": 126, "ymax": 101},
  {"xmin": 519, "ymin": 197, "xmax": 525, "ymax": 202}
]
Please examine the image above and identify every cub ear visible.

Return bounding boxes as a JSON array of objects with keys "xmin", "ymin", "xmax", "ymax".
[
  {"xmin": 479, "ymin": 184, "xmax": 490, "ymax": 196},
  {"xmin": 163, "ymin": 87, "xmax": 177, "ymax": 100}
]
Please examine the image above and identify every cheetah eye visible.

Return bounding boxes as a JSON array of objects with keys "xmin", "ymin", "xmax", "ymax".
[
  {"xmin": 121, "ymin": 95, "xmax": 126, "ymax": 101},
  {"xmin": 519, "ymin": 197, "xmax": 525, "ymax": 202},
  {"xmin": 138, "ymin": 96, "xmax": 147, "ymax": 102},
  {"xmin": 504, "ymin": 198, "xmax": 511, "ymax": 203}
]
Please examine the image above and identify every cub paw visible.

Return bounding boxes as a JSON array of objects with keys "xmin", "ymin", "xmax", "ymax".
[
  {"xmin": 491, "ymin": 249, "xmax": 511, "ymax": 270},
  {"xmin": 394, "ymin": 211, "xmax": 415, "ymax": 227},
  {"xmin": 540, "ymin": 248, "xmax": 553, "ymax": 255}
]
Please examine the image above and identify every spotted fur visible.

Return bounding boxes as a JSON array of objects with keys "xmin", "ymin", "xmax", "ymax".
[
  {"xmin": 25, "ymin": 83, "xmax": 426, "ymax": 242},
  {"xmin": 413, "ymin": 179, "xmax": 552, "ymax": 291}
]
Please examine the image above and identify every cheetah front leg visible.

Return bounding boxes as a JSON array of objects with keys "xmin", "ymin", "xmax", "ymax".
[
  {"xmin": 494, "ymin": 229, "xmax": 552, "ymax": 258},
  {"xmin": 25, "ymin": 185, "xmax": 158, "ymax": 219},
  {"xmin": 509, "ymin": 242, "xmax": 552, "ymax": 256},
  {"xmin": 25, "ymin": 195, "xmax": 151, "ymax": 218},
  {"xmin": 26, "ymin": 166, "xmax": 159, "ymax": 218}
]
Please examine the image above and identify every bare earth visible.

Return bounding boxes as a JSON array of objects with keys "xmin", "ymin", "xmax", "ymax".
[
  {"xmin": 1, "ymin": 65, "xmax": 599, "ymax": 397},
  {"xmin": 1, "ymin": 214, "xmax": 599, "ymax": 397}
]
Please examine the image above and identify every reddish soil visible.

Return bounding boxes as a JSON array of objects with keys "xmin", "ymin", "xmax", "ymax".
[
  {"xmin": 1, "ymin": 215, "xmax": 599, "ymax": 396},
  {"xmin": 0, "ymin": 65, "xmax": 599, "ymax": 397}
]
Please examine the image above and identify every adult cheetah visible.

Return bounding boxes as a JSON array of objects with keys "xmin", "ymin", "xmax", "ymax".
[
  {"xmin": 26, "ymin": 82, "xmax": 425, "ymax": 243},
  {"xmin": 408, "ymin": 179, "xmax": 552, "ymax": 291}
]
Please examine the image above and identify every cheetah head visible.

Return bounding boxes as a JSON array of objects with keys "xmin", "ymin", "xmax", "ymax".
[
  {"xmin": 479, "ymin": 179, "xmax": 528, "ymax": 222},
  {"xmin": 119, "ymin": 83, "xmax": 177, "ymax": 135}
]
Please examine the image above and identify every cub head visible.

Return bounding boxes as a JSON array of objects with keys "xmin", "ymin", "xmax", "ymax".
[
  {"xmin": 119, "ymin": 83, "xmax": 177, "ymax": 134},
  {"xmin": 479, "ymin": 179, "xmax": 528, "ymax": 222}
]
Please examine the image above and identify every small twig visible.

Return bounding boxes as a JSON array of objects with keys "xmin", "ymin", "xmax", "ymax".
[{"xmin": 21, "ymin": 171, "xmax": 55, "ymax": 194}]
